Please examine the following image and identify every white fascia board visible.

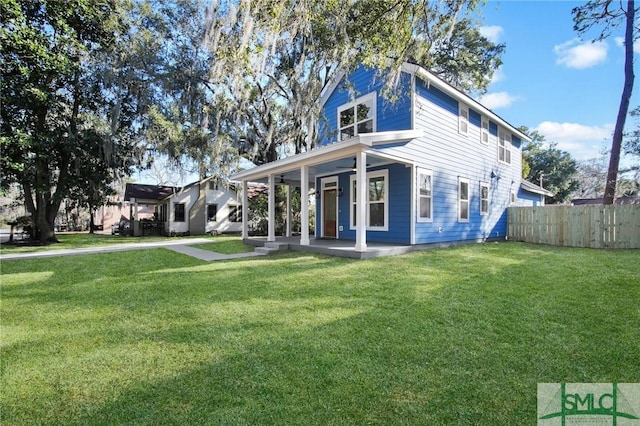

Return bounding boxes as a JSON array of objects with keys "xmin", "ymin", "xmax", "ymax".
[
  {"xmin": 230, "ymin": 137, "xmax": 367, "ymax": 182},
  {"xmin": 230, "ymin": 130, "xmax": 422, "ymax": 182},
  {"xmin": 401, "ymin": 63, "xmax": 531, "ymax": 143},
  {"xmin": 362, "ymin": 129, "xmax": 423, "ymax": 146},
  {"xmin": 320, "ymin": 68, "xmax": 347, "ymax": 108},
  {"xmin": 364, "ymin": 149, "xmax": 416, "ymax": 167}
]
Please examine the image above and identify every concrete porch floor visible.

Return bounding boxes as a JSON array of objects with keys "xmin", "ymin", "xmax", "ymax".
[{"xmin": 244, "ymin": 236, "xmax": 417, "ymax": 259}]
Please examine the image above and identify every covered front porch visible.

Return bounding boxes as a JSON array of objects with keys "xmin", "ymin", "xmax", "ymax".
[
  {"xmin": 230, "ymin": 130, "xmax": 421, "ymax": 253},
  {"xmin": 244, "ymin": 236, "xmax": 416, "ymax": 259}
]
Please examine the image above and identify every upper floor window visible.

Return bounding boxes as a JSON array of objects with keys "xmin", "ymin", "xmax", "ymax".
[
  {"xmin": 480, "ymin": 118, "xmax": 490, "ymax": 145},
  {"xmin": 498, "ymin": 129, "xmax": 512, "ymax": 164},
  {"xmin": 459, "ymin": 105, "xmax": 469, "ymax": 135},
  {"xmin": 338, "ymin": 93, "xmax": 376, "ymax": 140}
]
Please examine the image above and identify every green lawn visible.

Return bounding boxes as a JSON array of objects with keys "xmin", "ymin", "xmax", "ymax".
[
  {"xmin": 189, "ymin": 235, "xmax": 255, "ymax": 254},
  {"xmin": 1, "ymin": 242, "xmax": 638, "ymax": 425}
]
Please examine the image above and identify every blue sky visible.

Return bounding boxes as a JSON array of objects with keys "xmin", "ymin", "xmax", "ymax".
[{"xmin": 477, "ymin": 0, "xmax": 638, "ymax": 163}]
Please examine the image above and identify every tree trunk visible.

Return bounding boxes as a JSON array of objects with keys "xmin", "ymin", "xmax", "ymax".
[
  {"xmin": 89, "ymin": 210, "xmax": 95, "ymax": 234},
  {"xmin": 22, "ymin": 181, "xmax": 61, "ymax": 245},
  {"xmin": 603, "ymin": 0, "xmax": 635, "ymax": 204}
]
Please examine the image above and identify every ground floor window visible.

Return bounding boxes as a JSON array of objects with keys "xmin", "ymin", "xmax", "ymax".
[
  {"xmin": 480, "ymin": 182, "xmax": 489, "ymax": 215},
  {"xmin": 174, "ymin": 203, "xmax": 185, "ymax": 222},
  {"xmin": 350, "ymin": 169, "xmax": 388, "ymax": 231},
  {"xmin": 207, "ymin": 204, "xmax": 218, "ymax": 222},
  {"xmin": 458, "ymin": 178, "xmax": 469, "ymax": 222},
  {"xmin": 229, "ymin": 205, "xmax": 242, "ymax": 222},
  {"xmin": 417, "ymin": 168, "xmax": 433, "ymax": 222}
]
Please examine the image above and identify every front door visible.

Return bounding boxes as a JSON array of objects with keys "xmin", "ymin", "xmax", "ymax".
[{"xmin": 323, "ymin": 189, "xmax": 337, "ymax": 238}]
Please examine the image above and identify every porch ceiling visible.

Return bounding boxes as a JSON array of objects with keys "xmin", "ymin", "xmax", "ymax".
[{"xmin": 231, "ymin": 129, "xmax": 422, "ymax": 185}]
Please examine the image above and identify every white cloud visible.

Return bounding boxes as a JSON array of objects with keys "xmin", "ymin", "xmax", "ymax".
[
  {"xmin": 478, "ymin": 92, "xmax": 520, "ymax": 109},
  {"xmin": 554, "ymin": 39, "xmax": 608, "ymax": 69},
  {"xmin": 479, "ymin": 25, "xmax": 504, "ymax": 44},
  {"xmin": 489, "ymin": 66, "xmax": 505, "ymax": 84},
  {"xmin": 614, "ymin": 36, "xmax": 640, "ymax": 53},
  {"xmin": 533, "ymin": 121, "xmax": 613, "ymax": 160}
]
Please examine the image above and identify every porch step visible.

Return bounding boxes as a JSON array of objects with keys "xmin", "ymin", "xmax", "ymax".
[{"xmin": 255, "ymin": 242, "xmax": 288, "ymax": 255}]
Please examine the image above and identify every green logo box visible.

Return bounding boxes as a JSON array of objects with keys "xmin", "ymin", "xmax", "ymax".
[{"xmin": 538, "ymin": 383, "xmax": 640, "ymax": 425}]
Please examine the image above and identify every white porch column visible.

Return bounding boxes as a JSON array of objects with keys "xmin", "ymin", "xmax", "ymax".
[
  {"xmin": 242, "ymin": 181, "xmax": 249, "ymax": 239},
  {"xmin": 300, "ymin": 165, "xmax": 310, "ymax": 246},
  {"xmin": 355, "ymin": 151, "xmax": 367, "ymax": 252},
  {"xmin": 268, "ymin": 174, "xmax": 276, "ymax": 242},
  {"xmin": 285, "ymin": 184, "xmax": 292, "ymax": 237}
]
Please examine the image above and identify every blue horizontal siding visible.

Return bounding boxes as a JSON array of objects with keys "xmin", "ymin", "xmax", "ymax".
[
  {"xmin": 319, "ymin": 66, "xmax": 412, "ymax": 146},
  {"xmin": 315, "ymin": 66, "xmax": 525, "ymax": 246},
  {"xmin": 315, "ymin": 164, "xmax": 412, "ymax": 244},
  {"xmin": 378, "ymin": 71, "xmax": 523, "ymax": 245}
]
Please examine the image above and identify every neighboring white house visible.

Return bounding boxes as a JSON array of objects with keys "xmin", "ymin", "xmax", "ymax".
[{"xmin": 124, "ymin": 177, "xmax": 244, "ymax": 236}]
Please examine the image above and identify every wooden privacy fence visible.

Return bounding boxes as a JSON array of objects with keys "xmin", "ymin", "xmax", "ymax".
[{"xmin": 507, "ymin": 205, "xmax": 640, "ymax": 249}]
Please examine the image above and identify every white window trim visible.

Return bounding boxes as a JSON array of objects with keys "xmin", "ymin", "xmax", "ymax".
[
  {"xmin": 479, "ymin": 182, "xmax": 489, "ymax": 216},
  {"xmin": 416, "ymin": 167, "xmax": 433, "ymax": 223},
  {"xmin": 480, "ymin": 117, "xmax": 490, "ymax": 145},
  {"xmin": 349, "ymin": 169, "xmax": 389, "ymax": 231},
  {"xmin": 459, "ymin": 105, "xmax": 469, "ymax": 135},
  {"xmin": 337, "ymin": 92, "xmax": 377, "ymax": 141},
  {"xmin": 458, "ymin": 177, "xmax": 470, "ymax": 223},
  {"xmin": 498, "ymin": 128, "xmax": 512, "ymax": 165}
]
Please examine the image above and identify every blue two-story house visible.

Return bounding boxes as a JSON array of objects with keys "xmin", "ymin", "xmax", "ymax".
[{"xmin": 231, "ymin": 63, "xmax": 551, "ymax": 254}]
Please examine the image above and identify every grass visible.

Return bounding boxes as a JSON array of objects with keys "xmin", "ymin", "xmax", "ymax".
[
  {"xmin": 189, "ymin": 235, "xmax": 255, "ymax": 254},
  {"xmin": 1, "ymin": 242, "xmax": 639, "ymax": 424}
]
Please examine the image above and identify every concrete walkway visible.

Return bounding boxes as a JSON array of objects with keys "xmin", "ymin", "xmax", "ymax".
[{"xmin": 0, "ymin": 238, "xmax": 265, "ymax": 262}]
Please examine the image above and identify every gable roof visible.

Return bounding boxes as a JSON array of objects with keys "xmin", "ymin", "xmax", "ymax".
[
  {"xmin": 320, "ymin": 63, "xmax": 530, "ymax": 143},
  {"xmin": 124, "ymin": 183, "xmax": 178, "ymax": 201}
]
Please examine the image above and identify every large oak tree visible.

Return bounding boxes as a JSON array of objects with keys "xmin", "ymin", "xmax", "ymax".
[{"xmin": 0, "ymin": 0, "xmax": 139, "ymax": 243}]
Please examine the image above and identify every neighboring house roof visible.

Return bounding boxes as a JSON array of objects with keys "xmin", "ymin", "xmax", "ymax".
[
  {"xmin": 572, "ymin": 196, "xmax": 640, "ymax": 205},
  {"xmin": 124, "ymin": 180, "xmax": 266, "ymax": 203},
  {"xmin": 124, "ymin": 183, "xmax": 178, "ymax": 201},
  {"xmin": 520, "ymin": 180, "xmax": 554, "ymax": 197}
]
